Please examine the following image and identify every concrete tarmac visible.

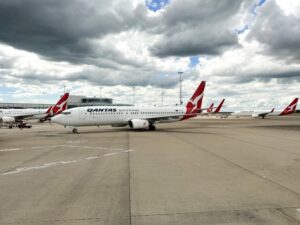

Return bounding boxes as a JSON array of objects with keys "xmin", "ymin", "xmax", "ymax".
[{"xmin": 0, "ymin": 117, "xmax": 299, "ymax": 225}]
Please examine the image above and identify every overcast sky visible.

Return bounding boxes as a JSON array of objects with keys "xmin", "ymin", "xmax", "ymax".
[{"xmin": 0, "ymin": 0, "xmax": 299, "ymax": 110}]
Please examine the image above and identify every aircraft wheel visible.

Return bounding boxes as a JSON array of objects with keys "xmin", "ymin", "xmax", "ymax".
[
  {"xmin": 149, "ymin": 124, "xmax": 156, "ymax": 131},
  {"xmin": 72, "ymin": 128, "xmax": 78, "ymax": 133}
]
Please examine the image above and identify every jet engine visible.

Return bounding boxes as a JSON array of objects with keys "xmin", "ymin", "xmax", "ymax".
[
  {"xmin": 129, "ymin": 119, "xmax": 149, "ymax": 130},
  {"xmin": 251, "ymin": 113, "xmax": 259, "ymax": 118},
  {"xmin": 0, "ymin": 116, "xmax": 15, "ymax": 123}
]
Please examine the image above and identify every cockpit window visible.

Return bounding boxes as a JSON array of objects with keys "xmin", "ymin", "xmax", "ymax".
[{"xmin": 62, "ymin": 111, "xmax": 71, "ymax": 115}]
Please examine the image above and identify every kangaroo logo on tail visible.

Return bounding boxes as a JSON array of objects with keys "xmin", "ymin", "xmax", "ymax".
[
  {"xmin": 52, "ymin": 93, "xmax": 69, "ymax": 115},
  {"xmin": 182, "ymin": 81, "xmax": 206, "ymax": 120},
  {"xmin": 280, "ymin": 98, "xmax": 298, "ymax": 116}
]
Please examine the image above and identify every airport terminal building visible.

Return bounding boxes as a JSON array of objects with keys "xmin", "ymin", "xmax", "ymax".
[{"xmin": 0, "ymin": 95, "xmax": 130, "ymax": 109}]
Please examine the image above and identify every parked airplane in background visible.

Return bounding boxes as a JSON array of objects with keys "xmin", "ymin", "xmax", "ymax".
[
  {"xmin": 231, "ymin": 98, "xmax": 298, "ymax": 119},
  {"xmin": 201, "ymin": 99, "xmax": 225, "ymax": 114},
  {"xmin": 52, "ymin": 81, "xmax": 206, "ymax": 133},
  {"xmin": 213, "ymin": 99, "xmax": 225, "ymax": 113},
  {"xmin": 0, "ymin": 93, "xmax": 69, "ymax": 128},
  {"xmin": 206, "ymin": 103, "xmax": 214, "ymax": 113}
]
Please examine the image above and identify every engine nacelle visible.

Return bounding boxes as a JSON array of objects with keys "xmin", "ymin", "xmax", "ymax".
[
  {"xmin": 251, "ymin": 113, "xmax": 260, "ymax": 118},
  {"xmin": 129, "ymin": 119, "xmax": 149, "ymax": 130},
  {"xmin": 0, "ymin": 116, "xmax": 15, "ymax": 123}
]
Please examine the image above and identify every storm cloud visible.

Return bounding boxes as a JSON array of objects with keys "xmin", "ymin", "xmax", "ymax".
[
  {"xmin": 0, "ymin": 0, "xmax": 148, "ymax": 64},
  {"xmin": 247, "ymin": 0, "xmax": 300, "ymax": 62},
  {"xmin": 150, "ymin": 0, "xmax": 249, "ymax": 57},
  {"xmin": 0, "ymin": 0, "xmax": 299, "ymax": 109},
  {"xmin": 0, "ymin": 0, "xmax": 248, "ymax": 64}
]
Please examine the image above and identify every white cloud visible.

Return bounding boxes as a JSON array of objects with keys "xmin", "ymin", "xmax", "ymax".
[{"xmin": 0, "ymin": 0, "xmax": 299, "ymax": 111}]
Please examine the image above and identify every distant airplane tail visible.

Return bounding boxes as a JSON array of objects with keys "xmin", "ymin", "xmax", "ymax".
[
  {"xmin": 214, "ymin": 99, "xmax": 225, "ymax": 113},
  {"xmin": 182, "ymin": 81, "xmax": 206, "ymax": 120},
  {"xmin": 270, "ymin": 108, "xmax": 275, "ymax": 113},
  {"xmin": 279, "ymin": 98, "xmax": 298, "ymax": 116},
  {"xmin": 207, "ymin": 103, "xmax": 214, "ymax": 113},
  {"xmin": 52, "ymin": 93, "xmax": 69, "ymax": 115}
]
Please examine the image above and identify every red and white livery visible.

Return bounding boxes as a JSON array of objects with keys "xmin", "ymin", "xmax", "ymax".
[
  {"xmin": 0, "ymin": 93, "xmax": 69, "ymax": 128},
  {"xmin": 52, "ymin": 82, "xmax": 206, "ymax": 133},
  {"xmin": 231, "ymin": 98, "xmax": 298, "ymax": 119}
]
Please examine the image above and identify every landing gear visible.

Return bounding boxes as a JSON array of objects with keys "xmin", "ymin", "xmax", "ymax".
[
  {"xmin": 72, "ymin": 128, "xmax": 78, "ymax": 133},
  {"xmin": 149, "ymin": 124, "xmax": 156, "ymax": 131}
]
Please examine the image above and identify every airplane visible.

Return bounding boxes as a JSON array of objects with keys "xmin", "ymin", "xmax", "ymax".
[
  {"xmin": 36, "ymin": 93, "xmax": 70, "ymax": 122},
  {"xmin": 200, "ymin": 99, "xmax": 225, "ymax": 115},
  {"xmin": 206, "ymin": 103, "xmax": 214, "ymax": 113},
  {"xmin": 230, "ymin": 98, "xmax": 298, "ymax": 119},
  {"xmin": 52, "ymin": 81, "xmax": 206, "ymax": 133},
  {"xmin": 214, "ymin": 99, "xmax": 225, "ymax": 113},
  {"xmin": 0, "ymin": 93, "xmax": 69, "ymax": 128}
]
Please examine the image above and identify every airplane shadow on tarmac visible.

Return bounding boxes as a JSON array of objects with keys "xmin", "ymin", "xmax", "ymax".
[{"xmin": 50, "ymin": 126, "xmax": 217, "ymax": 135}]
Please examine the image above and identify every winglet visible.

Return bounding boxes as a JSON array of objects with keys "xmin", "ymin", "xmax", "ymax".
[{"xmin": 280, "ymin": 98, "xmax": 298, "ymax": 116}]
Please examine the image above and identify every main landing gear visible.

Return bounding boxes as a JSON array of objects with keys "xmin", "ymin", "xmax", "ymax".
[
  {"xmin": 149, "ymin": 124, "xmax": 156, "ymax": 131},
  {"xmin": 72, "ymin": 128, "xmax": 78, "ymax": 133}
]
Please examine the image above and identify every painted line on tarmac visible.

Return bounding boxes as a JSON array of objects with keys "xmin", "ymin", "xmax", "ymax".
[
  {"xmin": 1, "ymin": 149, "xmax": 134, "ymax": 176},
  {"xmin": 0, "ymin": 148, "xmax": 24, "ymax": 152},
  {"xmin": 48, "ymin": 144, "xmax": 125, "ymax": 151},
  {"xmin": 0, "ymin": 145, "xmax": 124, "ymax": 152}
]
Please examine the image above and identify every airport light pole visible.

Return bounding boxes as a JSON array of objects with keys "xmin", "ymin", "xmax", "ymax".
[
  {"xmin": 99, "ymin": 87, "xmax": 103, "ymax": 98},
  {"xmin": 63, "ymin": 85, "xmax": 66, "ymax": 94},
  {"xmin": 133, "ymin": 86, "xmax": 135, "ymax": 106},
  {"xmin": 161, "ymin": 89, "xmax": 164, "ymax": 106},
  {"xmin": 178, "ymin": 71, "xmax": 183, "ymax": 105}
]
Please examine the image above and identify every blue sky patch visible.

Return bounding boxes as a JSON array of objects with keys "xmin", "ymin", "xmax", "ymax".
[
  {"xmin": 235, "ymin": 0, "xmax": 267, "ymax": 35},
  {"xmin": 189, "ymin": 56, "xmax": 200, "ymax": 68},
  {"xmin": 145, "ymin": 0, "xmax": 170, "ymax": 12}
]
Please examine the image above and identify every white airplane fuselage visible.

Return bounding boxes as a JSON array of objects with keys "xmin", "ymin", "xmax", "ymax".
[
  {"xmin": 0, "ymin": 108, "xmax": 48, "ymax": 120},
  {"xmin": 230, "ymin": 110, "xmax": 281, "ymax": 118},
  {"xmin": 52, "ymin": 106, "xmax": 187, "ymax": 127}
]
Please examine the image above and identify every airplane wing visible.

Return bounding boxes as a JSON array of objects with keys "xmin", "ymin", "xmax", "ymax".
[
  {"xmin": 253, "ymin": 108, "xmax": 276, "ymax": 118},
  {"xmin": 131, "ymin": 112, "xmax": 202, "ymax": 123},
  {"xmin": 13, "ymin": 113, "xmax": 46, "ymax": 121}
]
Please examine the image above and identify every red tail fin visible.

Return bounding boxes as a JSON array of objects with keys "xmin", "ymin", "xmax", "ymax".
[
  {"xmin": 214, "ymin": 99, "xmax": 225, "ymax": 113},
  {"xmin": 52, "ymin": 93, "xmax": 69, "ymax": 115},
  {"xmin": 207, "ymin": 103, "xmax": 214, "ymax": 113},
  {"xmin": 182, "ymin": 81, "xmax": 206, "ymax": 120},
  {"xmin": 280, "ymin": 98, "xmax": 298, "ymax": 116},
  {"xmin": 45, "ymin": 106, "xmax": 53, "ymax": 114}
]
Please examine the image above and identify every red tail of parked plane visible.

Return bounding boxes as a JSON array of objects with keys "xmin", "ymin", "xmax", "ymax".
[
  {"xmin": 279, "ymin": 98, "xmax": 298, "ymax": 116},
  {"xmin": 214, "ymin": 99, "xmax": 225, "ymax": 113},
  {"xmin": 182, "ymin": 81, "xmax": 206, "ymax": 120},
  {"xmin": 207, "ymin": 103, "xmax": 214, "ymax": 113}
]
